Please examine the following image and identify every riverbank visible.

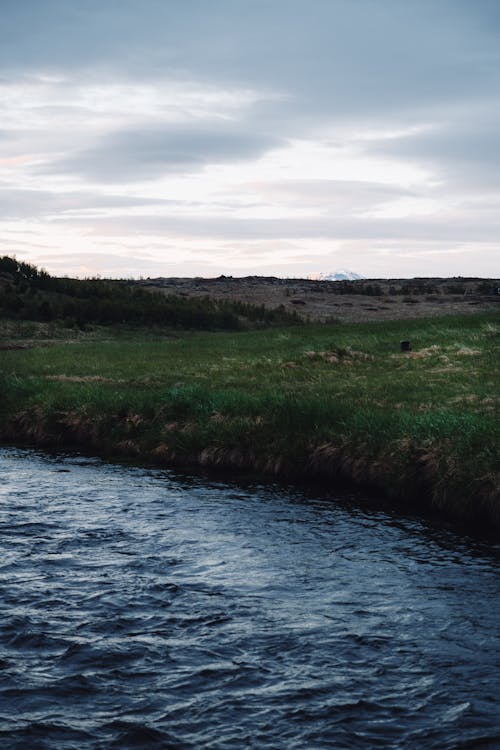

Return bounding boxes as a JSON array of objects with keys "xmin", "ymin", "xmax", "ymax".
[{"xmin": 1, "ymin": 313, "xmax": 498, "ymax": 531}]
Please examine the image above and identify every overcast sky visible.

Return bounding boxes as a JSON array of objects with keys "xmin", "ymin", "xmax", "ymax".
[{"xmin": 1, "ymin": 0, "xmax": 499, "ymax": 278}]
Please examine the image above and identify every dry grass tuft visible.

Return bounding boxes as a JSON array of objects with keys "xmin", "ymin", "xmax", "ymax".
[
  {"xmin": 304, "ymin": 348, "xmax": 371, "ymax": 365},
  {"xmin": 126, "ymin": 414, "xmax": 144, "ymax": 426},
  {"xmin": 152, "ymin": 444, "xmax": 172, "ymax": 461},
  {"xmin": 456, "ymin": 347, "xmax": 482, "ymax": 356},
  {"xmin": 45, "ymin": 375, "xmax": 116, "ymax": 383},
  {"xmin": 115, "ymin": 440, "xmax": 139, "ymax": 455},
  {"xmin": 199, "ymin": 446, "xmax": 251, "ymax": 469}
]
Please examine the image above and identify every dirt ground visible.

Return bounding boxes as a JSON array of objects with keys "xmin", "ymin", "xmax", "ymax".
[{"xmin": 137, "ymin": 276, "xmax": 500, "ymax": 323}]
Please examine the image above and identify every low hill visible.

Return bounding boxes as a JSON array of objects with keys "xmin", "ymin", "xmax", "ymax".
[
  {"xmin": 1, "ymin": 256, "xmax": 498, "ymax": 328},
  {"xmin": 134, "ymin": 274, "xmax": 500, "ymax": 323},
  {"xmin": 0, "ymin": 257, "xmax": 299, "ymax": 330}
]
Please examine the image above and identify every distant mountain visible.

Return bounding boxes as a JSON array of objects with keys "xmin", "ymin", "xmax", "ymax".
[{"xmin": 309, "ymin": 270, "xmax": 364, "ymax": 281}]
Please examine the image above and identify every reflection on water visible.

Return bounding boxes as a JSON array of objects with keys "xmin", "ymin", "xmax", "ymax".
[{"xmin": 0, "ymin": 447, "xmax": 499, "ymax": 749}]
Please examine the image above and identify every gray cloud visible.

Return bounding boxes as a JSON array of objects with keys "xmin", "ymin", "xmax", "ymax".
[
  {"xmin": 249, "ymin": 179, "xmax": 416, "ymax": 209},
  {"xmin": 43, "ymin": 124, "xmax": 283, "ymax": 181},
  {"xmin": 0, "ymin": 187, "xmax": 172, "ymax": 219},
  {"xmin": 367, "ymin": 116, "xmax": 500, "ymax": 187},
  {"xmin": 3, "ymin": 1, "xmax": 500, "ymax": 175},
  {"xmin": 1, "ymin": 1, "xmax": 499, "ymax": 120},
  {"xmin": 61, "ymin": 212, "xmax": 500, "ymax": 244},
  {"xmin": 1, "ymin": 0, "xmax": 499, "ymax": 277}
]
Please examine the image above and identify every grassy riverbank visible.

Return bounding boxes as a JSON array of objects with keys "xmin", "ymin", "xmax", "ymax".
[{"xmin": 1, "ymin": 313, "xmax": 499, "ymax": 529}]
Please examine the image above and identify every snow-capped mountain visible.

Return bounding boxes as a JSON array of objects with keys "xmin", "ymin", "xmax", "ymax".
[{"xmin": 309, "ymin": 270, "xmax": 364, "ymax": 281}]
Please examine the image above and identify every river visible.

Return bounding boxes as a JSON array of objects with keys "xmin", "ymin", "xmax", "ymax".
[{"xmin": 0, "ymin": 447, "xmax": 498, "ymax": 749}]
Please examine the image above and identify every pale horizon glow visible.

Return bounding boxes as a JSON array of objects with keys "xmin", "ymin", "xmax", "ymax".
[{"xmin": 1, "ymin": 1, "xmax": 499, "ymax": 279}]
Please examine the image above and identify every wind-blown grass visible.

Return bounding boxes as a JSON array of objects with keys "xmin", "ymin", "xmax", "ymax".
[{"xmin": 1, "ymin": 313, "xmax": 498, "ymax": 529}]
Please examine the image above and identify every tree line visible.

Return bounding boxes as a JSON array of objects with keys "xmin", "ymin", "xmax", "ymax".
[{"xmin": 0, "ymin": 256, "xmax": 299, "ymax": 330}]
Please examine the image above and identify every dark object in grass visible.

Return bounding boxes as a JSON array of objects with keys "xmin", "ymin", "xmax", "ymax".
[{"xmin": 400, "ymin": 340, "xmax": 411, "ymax": 352}]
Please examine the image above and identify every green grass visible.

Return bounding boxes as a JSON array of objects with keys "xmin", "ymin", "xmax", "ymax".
[{"xmin": 1, "ymin": 313, "xmax": 498, "ymax": 528}]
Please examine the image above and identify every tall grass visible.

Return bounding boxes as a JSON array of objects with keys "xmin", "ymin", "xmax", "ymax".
[{"xmin": 0, "ymin": 313, "xmax": 498, "ymax": 528}]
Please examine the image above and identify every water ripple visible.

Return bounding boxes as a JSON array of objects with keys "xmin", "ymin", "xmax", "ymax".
[{"xmin": 0, "ymin": 447, "xmax": 499, "ymax": 749}]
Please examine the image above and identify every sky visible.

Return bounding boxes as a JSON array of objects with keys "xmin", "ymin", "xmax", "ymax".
[{"xmin": 1, "ymin": 0, "xmax": 499, "ymax": 279}]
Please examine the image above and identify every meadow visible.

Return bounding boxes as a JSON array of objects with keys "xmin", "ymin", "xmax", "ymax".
[{"xmin": 1, "ymin": 312, "xmax": 498, "ymax": 530}]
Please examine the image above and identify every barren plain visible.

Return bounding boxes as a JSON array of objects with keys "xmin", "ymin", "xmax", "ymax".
[{"xmin": 138, "ymin": 276, "xmax": 499, "ymax": 323}]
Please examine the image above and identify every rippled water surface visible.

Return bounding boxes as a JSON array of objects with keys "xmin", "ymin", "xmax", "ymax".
[{"xmin": 0, "ymin": 447, "xmax": 499, "ymax": 749}]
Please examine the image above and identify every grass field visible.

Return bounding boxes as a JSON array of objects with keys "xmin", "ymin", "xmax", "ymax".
[{"xmin": 1, "ymin": 313, "xmax": 498, "ymax": 529}]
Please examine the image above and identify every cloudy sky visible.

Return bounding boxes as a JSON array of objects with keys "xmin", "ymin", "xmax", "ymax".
[{"xmin": 1, "ymin": 0, "xmax": 499, "ymax": 278}]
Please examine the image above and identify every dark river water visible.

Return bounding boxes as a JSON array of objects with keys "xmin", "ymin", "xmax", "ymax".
[{"xmin": 0, "ymin": 447, "xmax": 499, "ymax": 749}]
